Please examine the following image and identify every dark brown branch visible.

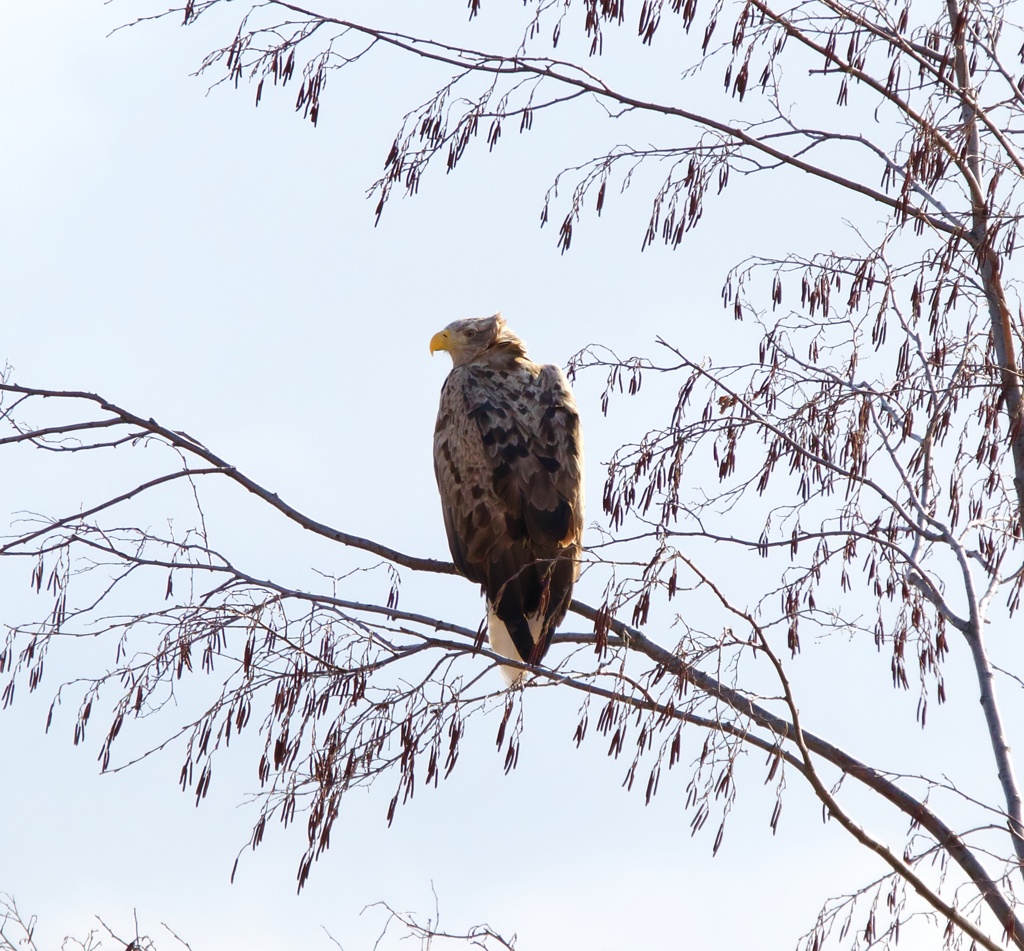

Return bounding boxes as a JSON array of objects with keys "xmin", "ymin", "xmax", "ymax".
[
  {"xmin": 0, "ymin": 383, "xmax": 456, "ymax": 576},
  {"xmin": 569, "ymin": 597, "xmax": 1024, "ymax": 944}
]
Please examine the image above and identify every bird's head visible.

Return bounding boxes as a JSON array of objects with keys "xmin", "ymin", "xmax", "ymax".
[{"xmin": 430, "ymin": 313, "xmax": 528, "ymax": 367}]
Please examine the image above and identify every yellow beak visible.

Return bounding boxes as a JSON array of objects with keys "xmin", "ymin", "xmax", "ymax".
[{"xmin": 429, "ymin": 329, "xmax": 451, "ymax": 354}]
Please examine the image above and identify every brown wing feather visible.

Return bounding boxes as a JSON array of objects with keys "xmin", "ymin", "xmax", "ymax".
[{"xmin": 433, "ymin": 360, "xmax": 583, "ymax": 664}]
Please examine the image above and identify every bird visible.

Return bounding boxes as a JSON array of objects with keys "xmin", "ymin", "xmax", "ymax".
[{"xmin": 430, "ymin": 313, "xmax": 584, "ymax": 682}]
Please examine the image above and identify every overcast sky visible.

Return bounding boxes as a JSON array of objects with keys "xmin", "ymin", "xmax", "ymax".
[{"xmin": 1, "ymin": 2, "xmax": 1011, "ymax": 949}]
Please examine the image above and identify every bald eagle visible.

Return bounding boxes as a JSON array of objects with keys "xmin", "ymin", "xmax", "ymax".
[{"xmin": 430, "ymin": 314, "xmax": 584, "ymax": 682}]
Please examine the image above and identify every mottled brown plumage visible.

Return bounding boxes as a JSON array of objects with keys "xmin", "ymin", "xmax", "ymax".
[{"xmin": 430, "ymin": 314, "xmax": 584, "ymax": 679}]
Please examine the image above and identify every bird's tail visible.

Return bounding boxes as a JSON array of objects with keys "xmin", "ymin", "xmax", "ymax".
[{"xmin": 486, "ymin": 609, "xmax": 545, "ymax": 685}]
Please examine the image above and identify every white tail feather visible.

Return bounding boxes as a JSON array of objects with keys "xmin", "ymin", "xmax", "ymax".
[{"xmin": 487, "ymin": 609, "xmax": 544, "ymax": 685}]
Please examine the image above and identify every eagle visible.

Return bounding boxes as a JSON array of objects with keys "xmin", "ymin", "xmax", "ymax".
[{"xmin": 430, "ymin": 314, "xmax": 584, "ymax": 682}]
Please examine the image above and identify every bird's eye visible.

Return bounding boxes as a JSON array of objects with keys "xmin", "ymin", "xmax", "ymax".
[{"xmin": 464, "ymin": 329, "xmax": 476, "ymax": 338}]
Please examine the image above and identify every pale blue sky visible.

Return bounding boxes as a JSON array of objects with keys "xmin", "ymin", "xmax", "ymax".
[{"xmin": 1, "ymin": 2, "xmax": 1014, "ymax": 949}]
